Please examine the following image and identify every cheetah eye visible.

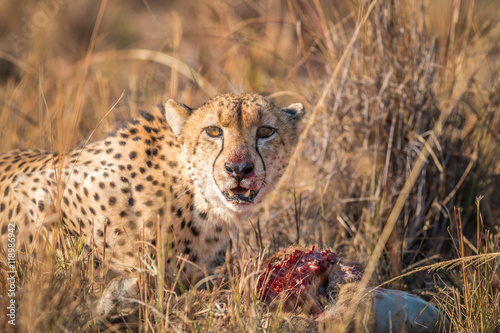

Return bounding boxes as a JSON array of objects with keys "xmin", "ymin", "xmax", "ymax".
[
  {"xmin": 205, "ymin": 126, "xmax": 223, "ymax": 137},
  {"xmin": 257, "ymin": 126, "xmax": 275, "ymax": 138}
]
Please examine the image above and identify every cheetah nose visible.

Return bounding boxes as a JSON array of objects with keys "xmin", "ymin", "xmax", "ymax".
[{"xmin": 225, "ymin": 161, "xmax": 254, "ymax": 180}]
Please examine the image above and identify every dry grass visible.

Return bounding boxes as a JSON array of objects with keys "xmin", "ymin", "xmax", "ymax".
[{"xmin": 0, "ymin": 0, "xmax": 499, "ymax": 331}]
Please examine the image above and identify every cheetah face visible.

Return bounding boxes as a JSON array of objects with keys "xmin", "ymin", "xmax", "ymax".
[{"xmin": 165, "ymin": 93, "xmax": 304, "ymax": 214}]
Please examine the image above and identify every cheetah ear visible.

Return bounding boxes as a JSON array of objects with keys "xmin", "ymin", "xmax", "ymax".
[
  {"xmin": 165, "ymin": 99, "xmax": 193, "ymax": 137},
  {"xmin": 281, "ymin": 103, "xmax": 305, "ymax": 121}
]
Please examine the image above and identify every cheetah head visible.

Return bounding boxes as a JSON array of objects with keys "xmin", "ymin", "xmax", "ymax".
[{"xmin": 165, "ymin": 93, "xmax": 304, "ymax": 215}]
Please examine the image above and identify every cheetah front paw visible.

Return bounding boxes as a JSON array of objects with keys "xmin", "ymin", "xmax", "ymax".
[{"xmin": 95, "ymin": 274, "xmax": 139, "ymax": 322}]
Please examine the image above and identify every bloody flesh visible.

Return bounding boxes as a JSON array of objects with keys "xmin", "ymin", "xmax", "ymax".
[{"xmin": 257, "ymin": 246, "xmax": 363, "ymax": 314}]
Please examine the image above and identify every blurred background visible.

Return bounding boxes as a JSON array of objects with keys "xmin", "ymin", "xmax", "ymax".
[{"xmin": 0, "ymin": 0, "xmax": 499, "ymax": 330}]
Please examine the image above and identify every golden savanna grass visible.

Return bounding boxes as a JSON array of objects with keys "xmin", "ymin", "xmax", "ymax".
[{"xmin": 0, "ymin": 0, "xmax": 499, "ymax": 331}]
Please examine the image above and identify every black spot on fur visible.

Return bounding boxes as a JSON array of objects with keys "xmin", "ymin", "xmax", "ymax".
[
  {"xmin": 190, "ymin": 225, "xmax": 200, "ymax": 237},
  {"xmin": 206, "ymin": 237, "xmax": 219, "ymax": 244},
  {"xmin": 139, "ymin": 110, "xmax": 155, "ymax": 122}
]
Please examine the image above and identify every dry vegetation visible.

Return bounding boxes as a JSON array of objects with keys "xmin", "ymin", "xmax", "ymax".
[{"xmin": 0, "ymin": 0, "xmax": 499, "ymax": 331}]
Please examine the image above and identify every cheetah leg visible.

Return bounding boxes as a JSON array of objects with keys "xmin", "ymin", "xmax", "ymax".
[{"xmin": 55, "ymin": 166, "xmax": 139, "ymax": 274}]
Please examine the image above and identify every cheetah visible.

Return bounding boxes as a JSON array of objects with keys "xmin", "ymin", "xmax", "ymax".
[{"xmin": 0, "ymin": 93, "xmax": 304, "ymax": 301}]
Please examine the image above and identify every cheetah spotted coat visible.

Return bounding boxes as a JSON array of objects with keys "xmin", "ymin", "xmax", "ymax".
[{"xmin": 0, "ymin": 93, "xmax": 304, "ymax": 282}]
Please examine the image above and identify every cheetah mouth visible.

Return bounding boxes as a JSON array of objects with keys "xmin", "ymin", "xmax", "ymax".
[{"xmin": 223, "ymin": 186, "xmax": 257, "ymax": 204}]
